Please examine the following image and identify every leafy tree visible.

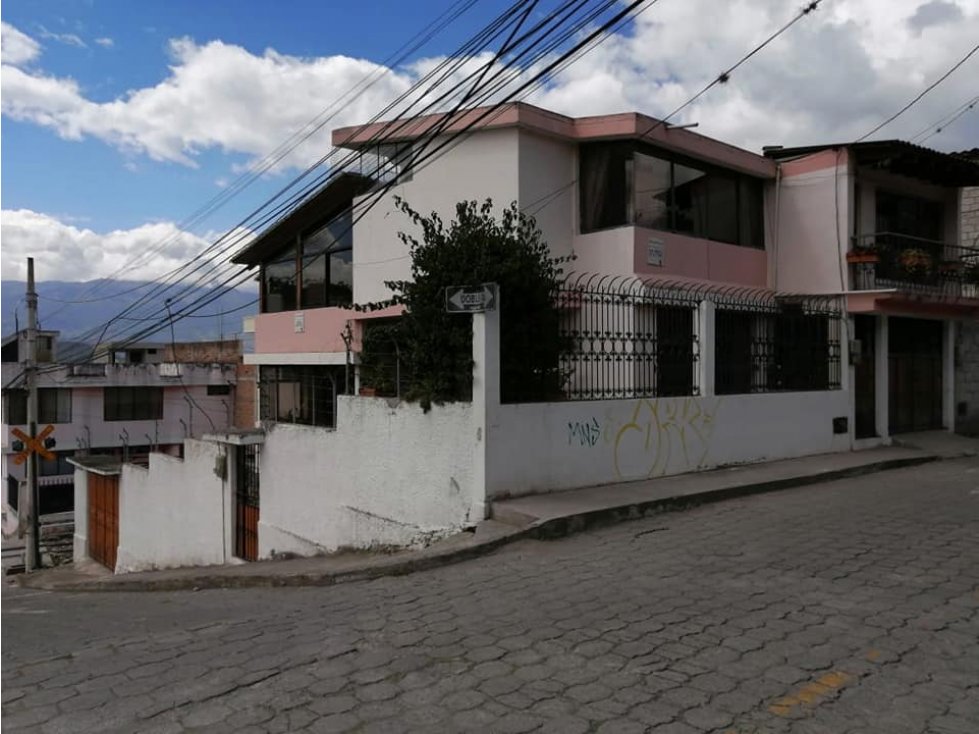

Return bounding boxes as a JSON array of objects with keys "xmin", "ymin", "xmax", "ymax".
[{"xmin": 364, "ymin": 198, "xmax": 568, "ymax": 409}]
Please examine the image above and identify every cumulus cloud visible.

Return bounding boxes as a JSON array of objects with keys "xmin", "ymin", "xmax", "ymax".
[
  {"xmin": 2, "ymin": 1, "xmax": 979, "ymax": 170},
  {"xmin": 1, "ymin": 21, "xmax": 41, "ymax": 65},
  {"xmin": 0, "ymin": 208, "xmax": 243, "ymax": 282},
  {"xmin": 94, "ymin": 37, "xmax": 114, "ymax": 48}
]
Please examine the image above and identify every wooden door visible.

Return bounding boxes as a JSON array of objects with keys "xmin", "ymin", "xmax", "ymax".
[
  {"xmin": 88, "ymin": 473, "xmax": 119, "ymax": 570},
  {"xmin": 234, "ymin": 446, "xmax": 260, "ymax": 561}
]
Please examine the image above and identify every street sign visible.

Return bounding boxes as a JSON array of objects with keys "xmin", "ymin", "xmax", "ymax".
[
  {"xmin": 11, "ymin": 425, "xmax": 56, "ymax": 465},
  {"xmin": 445, "ymin": 283, "xmax": 498, "ymax": 313}
]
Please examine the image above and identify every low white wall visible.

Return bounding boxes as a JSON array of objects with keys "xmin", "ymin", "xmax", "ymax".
[
  {"xmin": 116, "ymin": 439, "xmax": 228, "ymax": 573},
  {"xmin": 488, "ymin": 391, "xmax": 852, "ymax": 498},
  {"xmin": 72, "ymin": 467, "xmax": 88, "ymax": 561},
  {"xmin": 259, "ymin": 396, "xmax": 477, "ymax": 557}
]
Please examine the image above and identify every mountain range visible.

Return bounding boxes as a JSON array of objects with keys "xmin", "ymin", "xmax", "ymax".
[{"xmin": 2, "ymin": 280, "xmax": 259, "ymax": 348}]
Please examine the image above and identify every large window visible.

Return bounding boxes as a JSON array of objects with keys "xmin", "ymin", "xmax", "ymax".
[
  {"xmin": 259, "ymin": 366, "xmax": 346, "ymax": 428},
  {"xmin": 580, "ymin": 141, "xmax": 764, "ymax": 248},
  {"xmin": 875, "ymin": 190, "xmax": 943, "ymax": 242},
  {"xmin": 262, "ymin": 209, "xmax": 354, "ymax": 313},
  {"xmin": 104, "ymin": 387, "xmax": 164, "ymax": 421},
  {"xmin": 4, "ymin": 388, "xmax": 72, "ymax": 425}
]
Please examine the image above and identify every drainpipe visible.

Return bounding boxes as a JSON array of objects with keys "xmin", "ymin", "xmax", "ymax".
[{"xmin": 119, "ymin": 429, "xmax": 129, "ymax": 463}]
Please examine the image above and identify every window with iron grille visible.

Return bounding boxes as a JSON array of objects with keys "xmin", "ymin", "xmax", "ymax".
[
  {"xmin": 558, "ymin": 284, "xmax": 699, "ymax": 401},
  {"xmin": 715, "ymin": 304, "xmax": 840, "ymax": 394},
  {"xmin": 259, "ymin": 366, "xmax": 345, "ymax": 428}
]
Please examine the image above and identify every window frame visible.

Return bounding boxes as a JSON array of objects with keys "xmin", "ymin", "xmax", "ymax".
[
  {"xmin": 579, "ymin": 140, "xmax": 765, "ymax": 249},
  {"xmin": 103, "ymin": 386, "xmax": 164, "ymax": 422}
]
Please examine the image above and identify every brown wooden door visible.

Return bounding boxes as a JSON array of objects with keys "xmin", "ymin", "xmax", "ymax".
[
  {"xmin": 88, "ymin": 473, "xmax": 119, "ymax": 570},
  {"xmin": 234, "ymin": 445, "xmax": 260, "ymax": 561}
]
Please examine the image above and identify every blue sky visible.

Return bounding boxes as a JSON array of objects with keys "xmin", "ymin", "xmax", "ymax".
[{"xmin": 2, "ymin": 0, "xmax": 978, "ymax": 284}]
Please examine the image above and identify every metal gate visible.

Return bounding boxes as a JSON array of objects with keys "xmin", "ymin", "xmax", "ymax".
[
  {"xmin": 88, "ymin": 473, "xmax": 119, "ymax": 570},
  {"xmin": 234, "ymin": 445, "xmax": 260, "ymax": 561},
  {"xmin": 888, "ymin": 317, "xmax": 944, "ymax": 433}
]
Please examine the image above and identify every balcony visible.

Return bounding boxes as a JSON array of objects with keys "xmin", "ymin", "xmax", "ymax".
[{"xmin": 848, "ymin": 233, "xmax": 979, "ymax": 300}]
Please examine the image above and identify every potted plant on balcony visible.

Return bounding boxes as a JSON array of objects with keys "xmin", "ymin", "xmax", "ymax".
[
  {"xmin": 846, "ymin": 245, "xmax": 879, "ymax": 264},
  {"xmin": 897, "ymin": 247, "xmax": 932, "ymax": 278}
]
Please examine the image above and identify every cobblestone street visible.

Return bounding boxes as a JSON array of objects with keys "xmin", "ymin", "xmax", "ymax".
[{"xmin": 3, "ymin": 458, "xmax": 978, "ymax": 733}]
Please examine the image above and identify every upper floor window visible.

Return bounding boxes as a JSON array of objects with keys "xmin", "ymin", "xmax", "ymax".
[
  {"xmin": 875, "ymin": 190, "xmax": 943, "ymax": 242},
  {"xmin": 4, "ymin": 388, "xmax": 72, "ymax": 425},
  {"xmin": 104, "ymin": 387, "xmax": 163, "ymax": 421},
  {"xmin": 262, "ymin": 209, "xmax": 353, "ymax": 313},
  {"xmin": 580, "ymin": 141, "xmax": 764, "ymax": 248}
]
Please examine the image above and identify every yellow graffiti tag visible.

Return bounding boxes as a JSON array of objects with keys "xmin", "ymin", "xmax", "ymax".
[{"xmin": 613, "ymin": 397, "xmax": 721, "ymax": 481}]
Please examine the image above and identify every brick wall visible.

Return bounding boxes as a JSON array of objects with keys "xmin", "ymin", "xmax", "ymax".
[
  {"xmin": 162, "ymin": 339, "xmax": 256, "ymax": 429},
  {"xmin": 958, "ymin": 187, "xmax": 979, "ymax": 435}
]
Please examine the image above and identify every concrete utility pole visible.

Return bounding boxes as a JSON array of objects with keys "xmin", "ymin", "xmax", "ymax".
[{"xmin": 24, "ymin": 258, "xmax": 41, "ymax": 572}]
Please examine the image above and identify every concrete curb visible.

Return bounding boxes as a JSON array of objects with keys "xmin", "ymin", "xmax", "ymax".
[{"xmin": 17, "ymin": 454, "xmax": 938, "ymax": 593}]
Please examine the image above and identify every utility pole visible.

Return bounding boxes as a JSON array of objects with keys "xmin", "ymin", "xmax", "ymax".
[{"xmin": 24, "ymin": 258, "xmax": 41, "ymax": 572}]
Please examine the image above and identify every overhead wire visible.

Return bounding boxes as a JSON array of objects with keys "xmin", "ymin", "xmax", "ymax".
[{"xmin": 49, "ymin": 0, "xmax": 646, "ymax": 363}]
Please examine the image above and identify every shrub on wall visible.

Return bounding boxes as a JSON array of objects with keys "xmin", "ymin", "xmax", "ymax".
[{"xmin": 359, "ymin": 198, "xmax": 569, "ymax": 409}]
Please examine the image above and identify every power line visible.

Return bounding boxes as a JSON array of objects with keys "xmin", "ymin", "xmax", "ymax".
[
  {"xmin": 50, "ymin": 0, "xmax": 654, "ymax": 367},
  {"xmin": 856, "ymin": 42, "xmax": 979, "ymax": 143},
  {"xmin": 638, "ymin": 0, "xmax": 822, "ymax": 138},
  {"xmin": 915, "ymin": 95, "xmax": 979, "ymax": 145}
]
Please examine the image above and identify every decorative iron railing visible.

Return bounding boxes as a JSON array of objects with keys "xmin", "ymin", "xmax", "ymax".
[
  {"xmin": 849, "ymin": 232, "xmax": 979, "ymax": 298},
  {"xmin": 553, "ymin": 274, "xmax": 843, "ymax": 402}
]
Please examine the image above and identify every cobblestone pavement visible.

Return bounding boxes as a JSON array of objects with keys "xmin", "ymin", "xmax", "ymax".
[{"xmin": 3, "ymin": 458, "xmax": 978, "ymax": 733}]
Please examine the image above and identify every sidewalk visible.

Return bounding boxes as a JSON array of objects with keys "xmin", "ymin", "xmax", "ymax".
[{"xmin": 15, "ymin": 440, "xmax": 967, "ymax": 593}]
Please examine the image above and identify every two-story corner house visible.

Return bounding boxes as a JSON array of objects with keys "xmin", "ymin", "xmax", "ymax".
[
  {"xmin": 1, "ymin": 333, "xmax": 243, "ymax": 535},
  {"xmin": 765, "ymin": 142, "xmax": 979, "ymax": 440},
  {"xmin": 234, "ymin": 102, "xmax": 780, "ymax": 423}
]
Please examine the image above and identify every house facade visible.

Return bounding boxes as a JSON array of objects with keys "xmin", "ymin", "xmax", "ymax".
[
  {"xmin": 70, "ymin": 102, "xmax": 979, "ymax": 572},
  {"xmin": 1, "ymin": 334, "xmax": 246, "ymax": 538}
]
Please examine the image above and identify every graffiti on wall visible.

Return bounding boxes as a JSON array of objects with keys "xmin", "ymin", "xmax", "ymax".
[
  {"xmin": 567, "ymin": 417, "xmax": 602, "ymax": 447},
  {"xmin": 560, "ymin": 397, "xmax": 722, "ymax": 481},
  {"xmin": 613, "ymin": 397, "xmax": 722, "ymax": 481}
]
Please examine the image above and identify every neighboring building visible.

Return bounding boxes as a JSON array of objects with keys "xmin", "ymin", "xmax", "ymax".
[
  {"xmin": 765, "ymin": 141, "xmax": 979, "ymax": 439},
  {"xmin": 955, "ymin": 150, "xmax": 979, "ymax": 435},
  {"xmin": 1, "ymin": 333, "xmax": 243, "ymax": 536}
]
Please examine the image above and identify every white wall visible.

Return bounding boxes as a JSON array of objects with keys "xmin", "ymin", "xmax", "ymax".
[
  {"xmin": 115, "ymin": 439, "xmax": 229, "ymax": 573},
  {"xmin": 352, "ymin": 128, "xmax": 521, "ymax": 304},
  {"xmin": 259, "ymin": 396, "xmax": 477, "ymax": 556},
  {"xmin": 72, "ymin": 467, "xmax": 89, "ymax": 561},
  {"xmin": 517, "ymin": 129, "xmax": 576, "ymax": 256},
  {"xmin": 487, "ymin": 390, "xmax": 852, "ymax": 498}
]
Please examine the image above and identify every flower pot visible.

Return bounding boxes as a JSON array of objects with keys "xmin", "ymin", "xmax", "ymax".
[
  {"xmin": 358, "ymin": 386, "xmax": 377, "ymax": 397},
  {"xmin": 846, "ymin": 253, "xmax": 879, "ymax": 264}
]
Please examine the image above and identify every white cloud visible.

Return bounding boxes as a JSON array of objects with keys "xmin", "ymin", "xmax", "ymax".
[
  {"xmin": 0, "ymin": 209, "xmax": 250, "ymax": 283},
  {"xmin": 2, "ymin": 2, "xmax": 978, "ymax": 175},
  {"xmin": 95, "ymin": 37, "xmax": 114, "ymax": 49},
  {"xmin": 1, "ymin": 21, "xmax": 41, "ymax": 65},
  {"xmin": 37, "ymin": 26, "xmax": 86, "ymax": 49}
]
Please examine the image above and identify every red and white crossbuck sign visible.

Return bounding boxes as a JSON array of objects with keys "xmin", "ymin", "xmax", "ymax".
[{"xmin": 12, "ymin": 425, "xmax": 56, "ymax": 465}]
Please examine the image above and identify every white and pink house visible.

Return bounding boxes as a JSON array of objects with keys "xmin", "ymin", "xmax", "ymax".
[{"xmin": 71, "ymin": 102, "xmax": 979, "ymax": 572}]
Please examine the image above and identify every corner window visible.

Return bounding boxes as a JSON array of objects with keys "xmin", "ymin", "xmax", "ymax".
[
  {"xmin": 261, "ymin": 209, "xmax": 353, "ymax": 314},
  {"xmin": 580, "ymin": 141, "xmax": 765, "ymax": 248}
]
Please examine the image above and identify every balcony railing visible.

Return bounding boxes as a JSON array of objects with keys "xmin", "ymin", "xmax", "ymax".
[{"xmin": 848, "ymin": 232, "xmax": 979, "ymax": 298}]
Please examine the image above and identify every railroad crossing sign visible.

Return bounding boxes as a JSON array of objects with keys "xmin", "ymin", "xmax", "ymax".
[
  {"xmin": 11, "ymin": 425, "xmax": 56, "ymax": 465},
  {"xmin": 445, "ymin": 283, "xmax": 498, "ymax": 313}
]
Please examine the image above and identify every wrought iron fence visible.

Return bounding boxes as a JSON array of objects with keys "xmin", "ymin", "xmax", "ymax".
[
  {"xmin": 553, "ymin": 274, "xmax": 843, "ymax": 402},
  {"xmin": 557, "ymin": 274, "xmax": 701, "ymax": 401},
  {"xmin": 714, "ymin": 292, "xmax": 842, "ymax": 395}
]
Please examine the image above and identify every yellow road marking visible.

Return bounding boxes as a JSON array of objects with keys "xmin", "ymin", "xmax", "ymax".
[{"xmin": 767, "ymin": 670, "xmax": 853, "ymax": 717}]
